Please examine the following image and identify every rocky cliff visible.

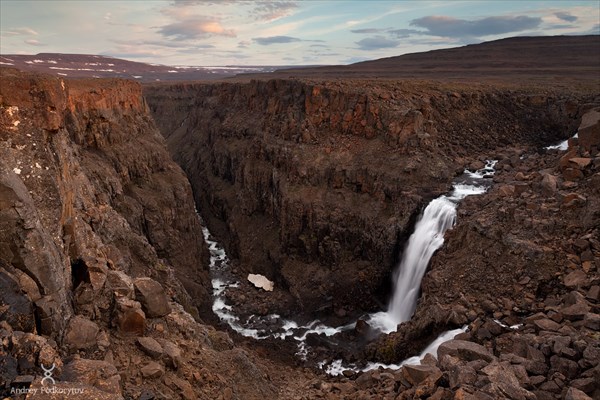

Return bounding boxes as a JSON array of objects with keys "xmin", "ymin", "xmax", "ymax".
[
  {"xmin": 0, "ymin": 68, "xmax": 310, "ymax": 399},
  {"xmin": 145, "ymin": 79, "xmax": 591, "ymax": 318}
]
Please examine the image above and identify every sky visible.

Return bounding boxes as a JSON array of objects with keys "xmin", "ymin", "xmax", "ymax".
[{"xmin": 1, "ymin": 1, "xmax": 599, "ymax": 66}]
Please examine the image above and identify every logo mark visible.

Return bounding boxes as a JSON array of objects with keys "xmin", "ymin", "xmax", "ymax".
[{"xmin": 41, "ymin": 363, "xmax": 56, "ymax": 385}]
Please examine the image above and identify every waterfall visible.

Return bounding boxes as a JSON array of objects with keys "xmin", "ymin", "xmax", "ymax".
[
  {"xmin": 369, "ymin": 165, "xmax": 493, "ymax": 334},
  {"xmin": 388, "ymin": 196, "xmax": 457, "ymax": 323}
]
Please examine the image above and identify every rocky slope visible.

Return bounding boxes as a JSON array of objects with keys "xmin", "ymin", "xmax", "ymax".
[
  {"xmin": 0, "ymin": 68, "xmax": 317, "ymax": 399},
  {"xmin": 356, "ymin": 107, "xmax": 600, "ymax": 399},
  {"xmin": 145, "ymin": 78, "xmax": 592, "ymax": 320}
]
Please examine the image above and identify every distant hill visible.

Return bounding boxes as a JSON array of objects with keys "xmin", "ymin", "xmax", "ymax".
[
  {"xmin": 2, "ymin": 36, "xmax": 599, "ymax": 84},
  {"xmin": 0, "ymin": 53, "xmax": 287, "ymax": 82},
  {"xmin": 266, "ymin": 35, "xmax": 600, "ymax": 83}
]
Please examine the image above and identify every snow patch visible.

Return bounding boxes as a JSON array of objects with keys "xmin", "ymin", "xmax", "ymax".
[
  {"xmin": 247, "ymin": 274, "xmax": 274, "ymax": 291},
  {"xmin": 13, "ymin": 168, "xmax": 21, "ymax": 175}
]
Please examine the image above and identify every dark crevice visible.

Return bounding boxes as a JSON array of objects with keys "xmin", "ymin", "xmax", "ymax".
[{"xmin": 71, "ymin": 258, "xmax": 90, "ymax": 291}]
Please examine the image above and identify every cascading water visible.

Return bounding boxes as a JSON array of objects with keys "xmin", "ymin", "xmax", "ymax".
[
  {"xmin": 372, "ymin": 196, "xmax": 460, "ymax": 332},
  {"xmin": 198, "ymin": 160, "xmax": 497, "ymax": 374},
  {"xmin": 368, "ymin": 179, "xmax": 491, "ymax": 333}
]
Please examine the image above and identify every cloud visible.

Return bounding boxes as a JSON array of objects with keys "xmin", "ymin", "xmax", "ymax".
[
  {"xmin": 237, "ymin": 40, "xmax": 251, "ymax": 48},
  {"xmin": 554, "ymin": 12, "xmax": 577, "ymax": 23},
  {"xmin": 388, "ymin": 28, "xmax": 421, "ymax": 38},
  {"xmin": 253, "ymin": 35, "xmax": 301, "ymax": 45},
  {"xmin": 159, "ymin": 17, "xmax": 236, "ymax": 39},
  {"xmin": 113, "ymin": 39, "xmax": 215, "ymax": 49},
  {"xmin": 104, "ymin": 12, "xmax": 112, "ymax": 21},
  {"xmin": 2, "ymin": 27, "xmax": 38, "ymax": 36},
  {"xmin": 355, "ymin": 36, "xmax": 399, "ymax": 50},
  {"xmin": 169, "ymin": 0, "xmax": 296, "ymax": 21},
  {"xmin": 24, "ymin": 39, "xmax": 45, "ymax": 46},
  {"xmin": 350, "ymin": 28, "xmax": 385, "ymax": 34},
  {"xmin": 251, "ymin": 1, "xmax": 297, "ymax": 21},
  {"xmin": 410, "ymin": 15, "xmax": 542, "ymax": 39}
]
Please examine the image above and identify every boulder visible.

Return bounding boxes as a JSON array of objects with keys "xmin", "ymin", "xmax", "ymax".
[
  {"xmin": 480, "ymin": 361, "xmax": 536, "ymax": 400},
  {"xmin": 586, "ymin": 286, "xmax": 599, "ymax": 302},
  {"xmin": 561, "ymin": 302, "xmax": 590, "ymax": 321},
  {"xmin": 448, "ymin": 365, "xmax": 477, "ymax": 389},
  {"xmin": 61, "ymin": 358, "xmax": 121, "ymax": 395},
  {"xmin": 533, "ymin": 318, "xmax": 561, "ymax": 332},
  {"xmin": 136, "ymin": 337, "xmax": 163, "ymax": 359},
  {"xmin": 565, "ymin": 387, "xmax": 593, "ymax": 400},
  {"xmin": 401, "ymin": 364, "xmax": 442, "ymax": 386},
  {"xmin": 549, "ymin": 355, "xmax": 579, "ymax": 379},
  {"xmin": 568, "ymin": 158, "xmax": 592, "ymax": 169},
  {"xmin": 114, "ymin": 298, "xmax": 146, "ymax": 335},
  {"xmin": 437, "ymin": 340, "xmax": 495, "ymax": 362},
  {"xmin": 540, "ymin": 174, "xmax": 557, "ymax": 196},
  {"xmin": 134, "ymin": 278, "xmax": 171, "ymax": 318},
  {"xmin": 64, "ymin": 316, "xmax": 99, "ymax": 349},
  {"xmin": 140, "ymin": 361, "xmax": 164, "ymax": 379},
  {"xmin": 106, "ymin": 270, "xmax": 134, "ymax": 298},
  {"xmin": 561, "ymin": 193, "xmax": 586, "ymax": 209},
  {"xmin": 563, "ymin": 270, "xmax": 588, "ymax": 288},
  {"xmin": 161, "ymin": 340, "xmax": 182, "ymax": 369},
  {"xmin": 578, "ymin": 108, "xmax": 600, "ymax": 152},
  {"xmin": 584, "ymin": 313, "xmax": 600, "ymax": 330}
]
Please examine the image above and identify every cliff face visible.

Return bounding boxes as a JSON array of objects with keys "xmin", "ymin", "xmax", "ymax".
[
  {"xmin": 145, "ymin": 79, "xmax": 588, "ymax": 315},
  {"xmin": 0, "ymin": 68, "xmax": 210, "ymax": 335}
]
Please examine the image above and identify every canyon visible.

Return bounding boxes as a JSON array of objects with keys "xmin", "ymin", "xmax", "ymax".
[{"xmin": 1, "ymin": 35, "xmax": 599, "ymax": 399}]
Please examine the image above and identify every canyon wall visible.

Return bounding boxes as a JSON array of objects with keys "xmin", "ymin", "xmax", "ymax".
[
  {"xmin": 0, "ymin": 68, "xmax": 211, "ymax": 332},
  {"xmin": 145, "ymin": 79, "xmax": 589, "ymax": 316},
  {"xmin": 0, "ymin": 69, "xmax": 287, "ymax": 399}
]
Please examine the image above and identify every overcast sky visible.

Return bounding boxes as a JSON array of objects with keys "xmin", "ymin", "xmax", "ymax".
[{"xmin": 1, "ymin": 1, "xmax": 598, "ymax": 66}]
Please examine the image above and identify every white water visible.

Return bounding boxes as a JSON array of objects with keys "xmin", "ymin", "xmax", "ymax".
[
  {"xmin": 198, "ymin": 160, "xmax": 497, "ymax": 374},
  {"xmin": 368, "ymin": 162, "xmax": 495, "ymax": 334},
  {"xmin": 323, "ymin": 326, "xmax": 467, "ymax": 376},
  {"xmin": 545, "ymin": 132, "xmax": 578, "ymax": 151}
]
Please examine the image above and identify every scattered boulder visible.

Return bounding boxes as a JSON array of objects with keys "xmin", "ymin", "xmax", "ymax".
[
  {"xmin": 161, "ymin": 340, "xmax": 182, "ymax": 369},
  {"xmin": 61, "ymin": 358, "xmax": 121, "ymax": 395},
  {"xmin": 137, "ymin": 337, "xmax": 163, "ymax": 359},
  {"xmin": 437, "ymin": 340, "xmax": 495, "ymax": 362},
  {"xmin": 64, "ymin": 316, "xmax": 99, "ymax": 350},
  {"xmin": 401, "ymin": 364, "xmax": 442, "ymax": 386},
  {"xmin": 533, "ymin": 318, "xmax": 561, "ymax": 332},
  {"xmin": 565, "ymin": 387, "xmax": 593, "ymax": 400},
  {"xmin": 114, "ymin": 298, "xmax": 146, "ymax": 335},
  {"xmin": 563, "ymin": 270, "xmax": 589, "ymax": 289},
  {"xmin": 134, "ymin": 278, "xmax": 171, "ymax": 318},
  {"xmin": 578, "ymin": 108, "xmax": 600, "ymax": 152},
  {"xmin": 140, "ymin": 361, "xmax": 165, "ymax": 379}
]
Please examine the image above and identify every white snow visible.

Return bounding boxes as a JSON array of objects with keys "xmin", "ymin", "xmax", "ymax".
[{"xmin": 247, "ymin": 274, "xmax": 274, "ymax": 291}]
